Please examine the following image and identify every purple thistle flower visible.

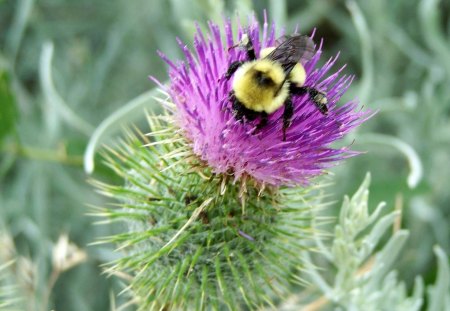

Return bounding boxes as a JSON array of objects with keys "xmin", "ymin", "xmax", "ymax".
[{"xmin": 153, "ymin": 14, "xmax": 372, "ymax": 187}]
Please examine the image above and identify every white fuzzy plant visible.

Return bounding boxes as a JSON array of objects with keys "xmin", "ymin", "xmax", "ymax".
[{"xmin": 279, "ymin": 173, "xmax": 450, "ymax": 311}]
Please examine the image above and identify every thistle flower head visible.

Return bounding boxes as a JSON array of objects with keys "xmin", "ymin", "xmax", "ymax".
[
  {"xmin": 94, "ymin": 122, "xmax": 322, "ymax": 309},
  {"xmin": 155, "ymin": 14, "xmax": 371, "ymax": 186},
  {"xmin": 94, "ymin": 14, "xmax": 373, "ymax": 310}
]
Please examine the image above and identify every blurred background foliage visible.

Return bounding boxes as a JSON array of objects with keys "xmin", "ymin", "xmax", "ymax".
[{"xmin": 0, "ymin": 0, "xmax": 449, "ymax": 310}]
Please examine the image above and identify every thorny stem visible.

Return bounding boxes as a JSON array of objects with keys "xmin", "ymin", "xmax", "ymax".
[{"xmin": 394, "ymin": 193, "xmax": 403, "ymax": 233}]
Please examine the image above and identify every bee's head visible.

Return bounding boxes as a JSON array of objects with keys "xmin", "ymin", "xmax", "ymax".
[
  {"xmin": 248, "ymin": 60, "xmax": 285, "ymax": 88},
  {"xmin": 252, "ymin": 70, "xmax": 275, "ymax": 87}
]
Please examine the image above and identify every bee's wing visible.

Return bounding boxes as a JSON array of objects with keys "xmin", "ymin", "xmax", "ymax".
[{"xmin": 266, "ymin": 35, "xmax": 315, "ymax": 73}]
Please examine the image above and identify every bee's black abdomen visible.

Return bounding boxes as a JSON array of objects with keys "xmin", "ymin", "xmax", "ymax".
[{"xmin": 230, "ymin": 93, "xmax": 259, "ymax": 122}]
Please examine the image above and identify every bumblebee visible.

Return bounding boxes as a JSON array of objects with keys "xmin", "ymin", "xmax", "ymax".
[{"xmin": 225, "ymin": 34, "xmax": 328, "ymax": 141}]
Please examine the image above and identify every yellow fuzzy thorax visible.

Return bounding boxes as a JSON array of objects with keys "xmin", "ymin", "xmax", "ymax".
[
  {"xmin": 260, "ymin": 47, "xmax": 307, "ymax": 87},
  {"xmin": 232, "ymin": 59, "xmax": 290, "ymax": 114}
]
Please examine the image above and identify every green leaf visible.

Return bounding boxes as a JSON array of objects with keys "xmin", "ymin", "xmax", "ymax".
[
  {"xmin": 0, "ymin": 71, "xmax": 18, "ymax": 145},
  {"xmin": 427, "ymin": 246, "xmax": 450, "ymax": 311}
]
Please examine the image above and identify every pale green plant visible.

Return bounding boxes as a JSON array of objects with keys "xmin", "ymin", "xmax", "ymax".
[{"xmin": 276, "ymin": 174, "xmax": 449, "ymax": 311}]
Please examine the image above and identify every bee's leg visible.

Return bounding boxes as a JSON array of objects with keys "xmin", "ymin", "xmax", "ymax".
[
  {"xmin": 225, "ymin": 61, "xmax": 244, "ymax": 80},
  {"xmin": 231, "ymin": 95, "xmax": 259, "ymax": 123},
  {"xmin": 282, "ymin": 98, "xmax": 294, "ymax": 141},
  {"xmin": 232, "ymin": 96, "xmax": 245, "ymax": 122},
  {"xmin": 255, "ymin": 112, "xmax": 268, "ymax": 130},
  {"xmin": 290, "ymin": 85, "xmax": 328, "ymax": 115},
  {"xmin": 243, "ymin": 36, "xmax": 256, "ymax": 60}
]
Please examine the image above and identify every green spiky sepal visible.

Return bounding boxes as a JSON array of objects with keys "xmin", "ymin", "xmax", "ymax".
[{"xmin": 91, "ymin": 114, "xmax": 323, "ymax": 310}]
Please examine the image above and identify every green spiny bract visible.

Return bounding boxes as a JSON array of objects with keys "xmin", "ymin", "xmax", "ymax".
[{"xmin": 91, "ymin": 115, "xmax": 323, "ymax": 310}]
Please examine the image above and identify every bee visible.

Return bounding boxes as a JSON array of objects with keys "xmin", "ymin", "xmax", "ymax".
[{"xmin": 224, "ymin": 34, "xmax": 328, "ymax": 141}]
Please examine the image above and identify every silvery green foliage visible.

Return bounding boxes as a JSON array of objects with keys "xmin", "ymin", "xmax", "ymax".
[
  {"xmin": 0, "ymin": 231, "xmax": 25, "ymax": 311},
  {"xmin": 327, "ymin": 174, "xmax": 421, "ymax": 310},
  {"xmin": 285, "ymin": 174, "xmax": 450, "ymax": 311},
  {"xmin": 332, "ymin": 0, "xmax": 450, "ymax": 287},
  {"xmin": 426, "ymin": 246, "xmax": 450, "ymax": 311},
  {"xmin": 0, "ymin": 261, "xmax": 17, "ymax": 311}
]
